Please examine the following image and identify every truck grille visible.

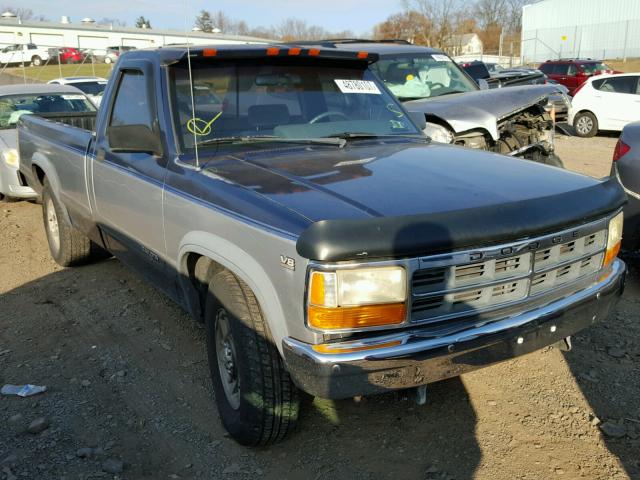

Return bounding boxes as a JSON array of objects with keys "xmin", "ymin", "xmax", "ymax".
[{"xmin": 410, "ymin": 228, "xmax": 607, "ymax": 325}]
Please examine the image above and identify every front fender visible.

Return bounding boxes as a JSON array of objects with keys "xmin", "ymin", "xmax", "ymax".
[{"xmin": 177, "ymin": 231, "xmax": 289, "ymax": 355}]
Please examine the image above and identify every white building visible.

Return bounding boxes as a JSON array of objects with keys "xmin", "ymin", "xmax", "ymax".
[
  {"xmin": 0, "ymin": 14, "xmax": 268, "ymax": 52},
  {"xmin": 521, "ymin": 0, "xmax": 640, "ymax": 63},
  {"xmin": 446, "ymin": 33, "xmax": 483, "ymax": 56}
]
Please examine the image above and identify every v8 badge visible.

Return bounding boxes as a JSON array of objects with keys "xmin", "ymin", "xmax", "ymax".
[{"xmin": 280, "ymin": 255, "xmax": 296, "ymax": 271}]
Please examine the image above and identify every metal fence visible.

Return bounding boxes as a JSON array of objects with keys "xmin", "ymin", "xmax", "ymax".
[{"xmin": 522, "ymin": 19, "xmax": 640, "ymax": 64}]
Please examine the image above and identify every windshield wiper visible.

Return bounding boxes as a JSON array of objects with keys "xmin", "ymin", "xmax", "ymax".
[
  {"xmin": 196, "ymin": 135, "xmax": 346, "ymax": 148},
  {"xmin": 327, "ymin": 132, "xmax": 428, "ymax": 142}
]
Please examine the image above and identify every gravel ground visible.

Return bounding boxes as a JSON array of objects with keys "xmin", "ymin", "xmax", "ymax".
[{"xmin": 1, "ymin": 134, "xmax": 639, "ymax": 480}]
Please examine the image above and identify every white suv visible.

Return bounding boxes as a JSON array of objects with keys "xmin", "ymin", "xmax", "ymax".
[{"xmin": 569, "ymin": 73, "xmax": 640, "ymax": 137}]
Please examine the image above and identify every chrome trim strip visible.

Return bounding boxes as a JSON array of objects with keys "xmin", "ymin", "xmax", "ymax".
[{"xmin": 412, "ymin": 272, "xmax": 532, "ymax": 298}]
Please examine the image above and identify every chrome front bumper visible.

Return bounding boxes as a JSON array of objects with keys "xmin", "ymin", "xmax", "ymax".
[{"xmin": 282, "ymin": 259, "xmax": 625, "ymax": 399}]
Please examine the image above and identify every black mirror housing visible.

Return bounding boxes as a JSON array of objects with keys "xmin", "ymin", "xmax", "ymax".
[{"xmin": 107, "ymin": 124, "xmax": 162, "ymax": 155}]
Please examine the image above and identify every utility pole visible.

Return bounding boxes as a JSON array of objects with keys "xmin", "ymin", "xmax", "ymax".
[{"xmin": 622, "ymin": 20, "xmax": 629, "ymax": 62}]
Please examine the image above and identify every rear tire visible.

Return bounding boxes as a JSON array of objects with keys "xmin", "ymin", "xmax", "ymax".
[
  {"xmin": 204, "ymin": 269, "xmax": 299, "ymax": 446},
  {"xmin": 574, "ymin": 111, "xmax": 598, "ymax": 138},
  {"xmin": 30, "ymin": 55, "xmax": 42, "ymax": 66},
  {"xmin": 104, "ymin": 57, "xmax": 112, "ymax": 64},
  {"xmin": 42, "ymin": 179, "xmax": 107, "ymax": 266}
]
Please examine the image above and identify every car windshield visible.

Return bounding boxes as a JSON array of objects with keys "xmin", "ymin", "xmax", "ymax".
[
  {"xmin": 581, "ymin": 62, "xmax": 610, "ymax": 75},
  {"xmin": 72, "ymin": 81, "xmax": 107, "ymax": 96},
  {"xmin": 0, "ymin": 92, "xmax": 96, "ymax": 129},
  {"xmin": 370, "ymin": 53, "xmax": 478, "ymax": 100},
  {"xmin": 169, "ymin": 61, "xmax": 421, "ymax": 151}
]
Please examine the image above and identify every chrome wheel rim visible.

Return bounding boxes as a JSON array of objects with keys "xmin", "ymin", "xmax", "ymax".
[
  {"xmin": 576, "ymin": 116, "xmax": 593, "ymax": 135},
  {"xmin": 46, "ymin": 198, "xmax": 60, "ymax": 253},
  {"xmin": 215, "ymin": 309, "xmax": 240, "ymax": 410}
]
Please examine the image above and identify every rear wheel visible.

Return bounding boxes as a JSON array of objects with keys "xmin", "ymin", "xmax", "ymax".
[
  {"xmin": 42, "ymin": 179, "xmax": 107, "ymax": 266},
  {"xmin": 204, "ymin": 269, "xmax": 299, "ymax": 446},
  {"xmin": 574, "ymin": 111, "xmax": 598, "ymax": 137},
  {"xmin": 30, "ymin": 55, "xmax": 42, "ymax": 66},
  {"xmin": 104, "ymin": 57, "xmax": 112, "ymax": 64}
]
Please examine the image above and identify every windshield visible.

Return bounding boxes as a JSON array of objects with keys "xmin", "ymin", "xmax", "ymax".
[
  {"xmin": 72, "ymin": 81, "xmax": 107, "ymax": 96},
  {"xmin": 370, "ymin": 53, "xmax": 478, "ymax": 100},
  {"xmin": 0, "ymin": 92, "xmax": 96, "ymax": 129},
  {"xmin": 169, "ymin": 61, "xmax": 421, "ymax": 151},
  {"xmin": 580, "ymin": 62, "xmax": 611, "ymax": 75}
]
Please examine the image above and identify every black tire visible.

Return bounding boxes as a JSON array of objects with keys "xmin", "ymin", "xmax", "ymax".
[
  {"xmin": 574, "ymin": 111, "xmax": 598, "ymax": 138},
  {"xmin": 544, "ymin": 152, "xmax": 565, "ymax": 168},
  {"xmin": 205, "ymin": 269, "xmax": 299, "ymax": 446},
  {"xmin": 0, "ymin": 192, "xmax": 5, "ymax": 202},
  {"xmin": 31, "ymin": 55, "xmax": 42, "ymax": 66},
  {"xmin": 42, "ymin": 179, "xmax": 106, "ymax": 267}
]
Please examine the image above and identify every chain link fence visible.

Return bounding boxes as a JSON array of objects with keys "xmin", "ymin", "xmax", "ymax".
[{"xmin": 522, "ymin": 19, "xmax": 640, "ymax": 64}]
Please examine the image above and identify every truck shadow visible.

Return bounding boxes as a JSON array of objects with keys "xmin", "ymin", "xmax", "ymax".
[{"xmin": 561, "ymin": 252, "xmax": 640, "ymax": 478}]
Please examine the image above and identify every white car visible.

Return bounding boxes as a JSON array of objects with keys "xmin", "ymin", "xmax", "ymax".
[
  {"xmin": 569, "ymin": 73, "xmax": 640, "ymax": 137},
  {"xmin": 0, "ymin": 43, "xmax": 50, "ymax": 66},
  {"xmin": 47, "ymin": 77, "xmax": 108, "ymax": 107}
]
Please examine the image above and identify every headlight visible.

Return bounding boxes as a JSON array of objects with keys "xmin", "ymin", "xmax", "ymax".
[
  {"xmin": 423, "ymin": 122, "xmax": 454, "ymax": 144},
  {"xmin": 2, "ymin": 148, "xmax": 19, "ymax": 168},
  {"xmin": 307, "ymin": 266, "xmax": 407, "ymax": 330},
  {"xmin": 604, "ymin": 212, "xmax": 623, "ymax": 267}
]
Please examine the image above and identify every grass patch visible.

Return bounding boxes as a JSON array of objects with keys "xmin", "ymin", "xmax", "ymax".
[{"xmin": 4, "ymin": 63, "xmax": 113, "ymax": 82}]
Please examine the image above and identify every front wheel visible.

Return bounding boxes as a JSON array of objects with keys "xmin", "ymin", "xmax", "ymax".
[
  {"xmin": 30, "ymin": 55, "xmax": 42, "ymax": 66},
  {"xmin": 205, "ymin": 269, "xmax": 299, "ymax": 446},
  {"xmin": 104, "ymin": 57, "xmax": 112, "ymax": 64},
  {"xmin": 574, "ymin": 111, "xmax": 598, "ymax": 138}
]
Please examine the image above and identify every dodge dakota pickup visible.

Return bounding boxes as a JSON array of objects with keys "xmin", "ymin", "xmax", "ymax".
[{"xmin": 18, "ymin": 44, "xmax": 626, "ymax": 446}]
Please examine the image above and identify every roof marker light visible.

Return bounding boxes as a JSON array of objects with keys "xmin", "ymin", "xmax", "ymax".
[
  {"xmin": 288, "ymin": 47, "xmax": 301, "ymax": 56},
  {"xmin": 309, "ymin": 48, "xmax": 320, "ymax": 56},
  {"xmin": 266, "ymin": 47, "xmax": 280, "ymax": 56},
  {"xmin": 357, "ymin": 51, "xmax": 368, "ymax": 59},
  {"xmin": 202, "ymin": 48, "xmax": 217, "ymax": 57}
]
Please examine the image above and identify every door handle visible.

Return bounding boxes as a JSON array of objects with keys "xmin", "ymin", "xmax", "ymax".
[{"xmin": 95, "ymin": 148, "xmax": 105, "ymax": 162}]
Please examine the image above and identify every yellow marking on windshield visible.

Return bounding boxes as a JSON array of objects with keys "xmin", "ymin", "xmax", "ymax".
[{"xmin": 187, "ymin": 111, "xmax": 223, "ymax": 136}]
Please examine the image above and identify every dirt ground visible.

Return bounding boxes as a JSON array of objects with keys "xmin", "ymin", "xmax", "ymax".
[{"xmin": 1, "ymin": 132, "xmax": 639, "ymax": 480}]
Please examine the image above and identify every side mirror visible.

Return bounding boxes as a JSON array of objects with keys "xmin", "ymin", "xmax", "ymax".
[
  {"xmin": 408, "ymin": 111, "xmax": 427, "ymax": 131},
  {"xmin": 107, "ymin": 124, "xmax": 162, "ymax": 156}
]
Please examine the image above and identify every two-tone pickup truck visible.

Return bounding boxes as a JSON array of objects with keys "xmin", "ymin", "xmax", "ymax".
[{"xmin": 18, "ymin": 44, "xmax": 626, "ymax": 446}]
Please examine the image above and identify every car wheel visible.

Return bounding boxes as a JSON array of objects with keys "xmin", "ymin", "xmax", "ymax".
[
  {"xmin": 574, "ymin": 111, "xmax": 598, "ymax": 138},
  {"xmin": 204, "ymin": 269, "xmax": 299, "ymax": 446},
  {"xmin": 0, "ymin": 192, "xmax": 6, "ymax": 202},
  {"xmin": 30, "ymin": 55, "xmax": 42, "ymax": 66},
  {"xmin": 42, "ymin": 179, "xmax": 108, "ymax": 266},
  {"xmin": 104, "ymin": 57, "xmax": 112, "ymax": 64}
]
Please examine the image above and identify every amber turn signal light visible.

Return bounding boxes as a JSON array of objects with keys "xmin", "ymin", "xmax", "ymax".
[{"xmin": 308, "ymin": 303, "xmax": 406, "ymax": 330}]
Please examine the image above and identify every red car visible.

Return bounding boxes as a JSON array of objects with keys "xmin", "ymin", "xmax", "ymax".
[
  {"xmin": 538, "ymin": 59, "xmax": 621, "ymax": 96},
  {"xmin": 55, "ymin": 47, "xmax": 83, "ymax": 64}
]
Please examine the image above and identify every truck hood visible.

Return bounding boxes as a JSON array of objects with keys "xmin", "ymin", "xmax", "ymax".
[
  {"xmin": 203, "ymin": 141, "xmax": 625, "ymax": 260},
  {"xmin": 403, "ymin": 85, "xmax": 561, "ymax": 140}
]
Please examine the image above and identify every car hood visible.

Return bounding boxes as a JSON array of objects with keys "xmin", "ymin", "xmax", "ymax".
[
  {"xmin": 403, "ymin": 85, "xmax": 561, "ymax": 140},
  {"xmin": 0, "ymin": 129, "xmax": 17, "ymax": 150},
  {"xmin": 201, "ymin": 141, "xmax": 625, "ymax": 260}
]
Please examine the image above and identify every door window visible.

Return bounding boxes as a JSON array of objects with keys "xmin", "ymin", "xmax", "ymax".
[
  {"xmin": 567, "ymin": 64, "xmax": 577, "ymax": 76},
  {"xmin": 553, "ymin": 64, "xmax": 569, "ymax": 75},
  {"xmin": 592, "ymin": 76, "xmax": 638, "ymax": 94},
  {"xmin": 109, "ymin": 70, "xmax": 153, "ymax": 129}
]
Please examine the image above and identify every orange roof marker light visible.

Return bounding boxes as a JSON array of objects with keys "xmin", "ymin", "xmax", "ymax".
[
  {"xmin": 357, "ymin": 51, "xmax": 368, "ymax": 59},
  {"xmin": 288, "ymin": 47, "xmax": 301, "ymax": 56},
  {"xmin": 202, "ymin": 48, "xmax": 217, "ymax": 57},
  {"xmin": 266, "ymin": 47, "xmax": 280, "ymax": 56},
  {"xmin": 308, "ymin": 48, "xmax": 321, "ymax": 56}
]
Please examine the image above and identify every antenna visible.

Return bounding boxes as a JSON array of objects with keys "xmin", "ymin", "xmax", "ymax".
[{"xmin": 184, "ymin": 0, "xmax": 200, "ymax": 169}]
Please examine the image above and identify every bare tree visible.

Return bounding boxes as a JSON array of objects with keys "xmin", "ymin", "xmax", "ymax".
[
  {"xmin": 373, "ymin": 10, "xmax": 432, "ymax": 45},
  {"xmin": 0, "ymin": 6, "xmax": 47, "ymax": 21},
  {"xmin": 194, "ymin": 10, "xmax": 213, "ymax": 33},
  {"xmin": 402, "ymin": 0, "xmax": 464, "ymax": 48}
]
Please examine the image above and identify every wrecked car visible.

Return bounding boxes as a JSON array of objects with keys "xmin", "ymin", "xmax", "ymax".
[{"xmin": 319, "ymin": 40, "xmax": 568, "ymax": 167}]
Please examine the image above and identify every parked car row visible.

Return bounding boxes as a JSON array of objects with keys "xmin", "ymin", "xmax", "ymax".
[
  {"xmin": 11, "ymin": 43, "xmax": 627, "ymax": 447},
  {"xmin": 0, "ymin": 43, "xmax": 137, "ymax": 66}
]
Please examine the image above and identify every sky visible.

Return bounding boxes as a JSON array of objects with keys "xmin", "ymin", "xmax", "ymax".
[{"xmin": 16, "ymin": 0, "xmax": 403, "ymax": 36}]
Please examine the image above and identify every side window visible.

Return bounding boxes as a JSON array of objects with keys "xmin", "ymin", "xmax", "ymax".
[
  {"xmin": 109, "ymin": 70, "xmax": 153, "ymax": 129},
  {"xmin": 567, "ymin": 64, "xmax": 577, "ymax": 76},
  {"xmin": 592, "ymin": 79, "xmax": 605, "ymax": 91},
  {"xmin": 598, "ymin": 76, "xmax": 637, "ymax": 94},
  {"xmin": 554, "ymin": 64, "xmax": 569, "ymax": 75},
  {"xmin": 539, "ymin": 64, "xmax": 552, "ymax": 74}
]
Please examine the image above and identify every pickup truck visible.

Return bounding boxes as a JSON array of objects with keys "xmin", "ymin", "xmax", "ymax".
[
  {"xmin": 0, "ymin": 43, "xmax": 50, "ymax": 66},
  {"xmin": 18, "ymin": 44, "xmax": 626, "ymax": 446}
]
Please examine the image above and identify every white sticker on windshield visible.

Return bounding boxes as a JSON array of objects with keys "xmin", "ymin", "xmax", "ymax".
[
  {"xmin": 61, "ymin": 94, "xmax": 86, "ymax": 100},
  {"xmin": 431, "ymin": 54, "xmax": 452, "ymax": 62},
  {"xmin": 334, "ymin": 79, "xmax": 381, "ymax": 95}
]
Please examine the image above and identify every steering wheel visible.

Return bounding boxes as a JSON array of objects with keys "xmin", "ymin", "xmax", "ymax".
[
  {"xmin": 429, "ymin": 82, "xmax": 445, "ymax": 90},
  {"xmin": 309, "ymin": 111, "xmax": 349, "ymax": 124}
]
